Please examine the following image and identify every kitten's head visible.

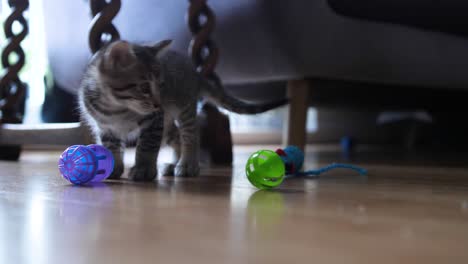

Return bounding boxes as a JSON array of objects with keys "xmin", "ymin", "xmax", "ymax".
[{"xmin": 95, "ymin": 39, "xmax": 171, "ymax": 115}]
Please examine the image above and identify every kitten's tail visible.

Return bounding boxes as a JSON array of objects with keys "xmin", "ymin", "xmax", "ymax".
[{"xmin": 201, "ymin": 77, "xmax": 288, "ymax": 114}]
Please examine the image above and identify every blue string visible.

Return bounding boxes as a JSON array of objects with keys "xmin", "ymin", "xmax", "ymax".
[
  {"xmin": 278, "ymin": 146, "xmax": 367, "ymax": 179},
  {"xmin": 295, "ymin": 163, "xmax": 368, "ymax": 177}
]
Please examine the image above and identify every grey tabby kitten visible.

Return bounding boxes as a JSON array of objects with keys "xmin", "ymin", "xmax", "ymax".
[{"xmin": 79, "ymin": 40, "xmax": 286, "ymax": 180}]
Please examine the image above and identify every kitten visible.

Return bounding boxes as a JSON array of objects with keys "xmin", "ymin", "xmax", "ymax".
[{"xmin": 79, "ymin": 40, "xmax": 287, "ymax": 180}]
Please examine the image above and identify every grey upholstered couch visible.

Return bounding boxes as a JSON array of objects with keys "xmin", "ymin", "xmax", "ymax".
[{"xmin": 42, "ymin": 0, "xmax": 468, "ymax": 149}]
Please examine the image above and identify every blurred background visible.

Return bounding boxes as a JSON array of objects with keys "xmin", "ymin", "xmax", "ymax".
[
  {"xmin": 2, "ymin": 0, "xmax": 468, "ymax": 151},
  {"xmin": 3, "ymin": 2, "xmax": 468, "ymax": 262}
]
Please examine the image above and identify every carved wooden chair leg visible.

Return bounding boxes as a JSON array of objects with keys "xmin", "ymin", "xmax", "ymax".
[
  {"xmin": 0, "ymin": 0, "xmax": 120, "ymax": 158},
  {"xmin": 188, "ymin": 0, "xmax": 233, "ymax": 164},
  {"xmin": 89, "ymin": 0, "xmax": 121, "ymax": 53},
  {"xmin": 0, "ymin": 0, "xmax": 29, "ymax": 160},
  {"xmin": 199, "ymin": 103, "xmax": 233, "ymax": 165}
]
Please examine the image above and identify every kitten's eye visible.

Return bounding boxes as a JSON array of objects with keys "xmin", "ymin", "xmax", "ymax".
[{"xmin": 140, "ymin": 83, "xmax": 151, "ymax": 94}]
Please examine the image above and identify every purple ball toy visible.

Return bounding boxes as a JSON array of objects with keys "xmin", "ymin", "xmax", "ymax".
[{"xmin": 58, "ymin": 144, "xmax": 114, "ymax": 185}]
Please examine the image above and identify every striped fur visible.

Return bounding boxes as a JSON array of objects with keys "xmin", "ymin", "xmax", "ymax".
[{"xmin": 79, "ymin": 40, "xmax": 287, "ymax": 179}]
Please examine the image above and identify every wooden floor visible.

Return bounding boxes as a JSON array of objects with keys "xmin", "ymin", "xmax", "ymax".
[{"xmin": 1, "ymin": 145, "xmax": 468, "ymax": 264}]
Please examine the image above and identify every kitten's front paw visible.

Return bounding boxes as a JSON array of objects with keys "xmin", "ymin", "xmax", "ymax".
[
  {"xmin": 108, "ymin": 161, "xmax": 124, "ymax": 179},
  {"xmin": 161, "ymin": 163, "xmax": 175, "ymax": 176},
  {"xmin": 129, "ymin": 164, "xmax": 157, "ymax": 182},
  {"xmin": 175, "ymin": 162, "xmax": 200, "ymax": 177}
]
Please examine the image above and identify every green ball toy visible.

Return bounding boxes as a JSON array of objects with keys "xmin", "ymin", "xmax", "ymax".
[
  {"xmin": 245, "ymin": 150, "xmax": 286, "ymax": 190},
  {"xmin": 246, "ymin": 146, "xmax": 368, "ymax": 190}
]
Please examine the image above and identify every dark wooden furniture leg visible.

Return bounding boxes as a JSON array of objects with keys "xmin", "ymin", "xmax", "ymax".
[
  {"xmin": 284, "ymin": 79, "xmax": 309, "ymax": 152},
  {"xmin": 0, "ymin": 0, "xmax": 122, "ymax": 152},
  {"xmin": 89, "ymin": 0, "xmax": 121, "ymax": 53},
  {"xmin": 0, "ymin": 0, "xmax": 29, "ymax": 160},
  {"xmin": 188, "ymin": 0, "xmax": 233, "ymax": 164}
]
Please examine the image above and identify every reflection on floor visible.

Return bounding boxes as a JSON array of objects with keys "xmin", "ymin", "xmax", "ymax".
[{"xmin": 0, "ymin": 145, "xmax": 467, "ymax": 263}]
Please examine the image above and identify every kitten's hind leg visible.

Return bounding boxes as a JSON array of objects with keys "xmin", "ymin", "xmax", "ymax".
[
  {"xmin": 161, "ymin": 121, "xmax": 181, "ymax": 176},
  {"xmin": 129, "ymin": 111, "xmax": 164, "ymax": 181},
  {"xmin": 100, "ymin": 131, "xmax": 125, "ymax": 179},
  {"xmin": 174, "ymin": 103, "xmax": 200, "ymax": 177}
]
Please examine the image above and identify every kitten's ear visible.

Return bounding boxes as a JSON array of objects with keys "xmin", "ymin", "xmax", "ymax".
[
  {"xmin": 150, "ymin": 39, "xmax": 172, "ymax": 57},
  {"xmin": 105, "ymin": 41, "xmax": 136, "ymax": 69}
]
